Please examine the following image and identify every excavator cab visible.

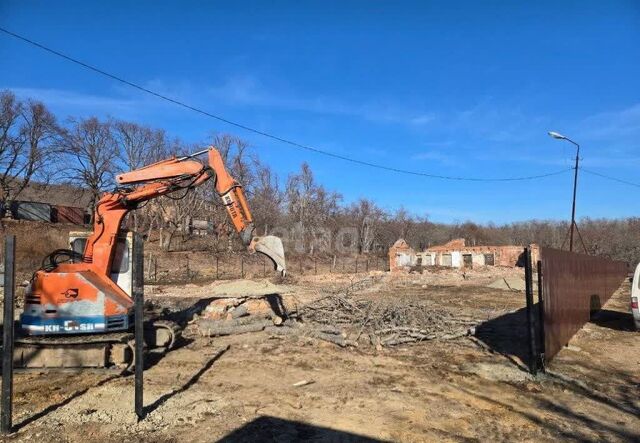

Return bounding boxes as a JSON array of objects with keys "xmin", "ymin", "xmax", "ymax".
[
  {"xmin": 70, "ymin": 231, "xmax": 134, "ymax": 295},
  {"xmin": 20, "ymin": 231, "xmax": 137, "ymax": 336}
]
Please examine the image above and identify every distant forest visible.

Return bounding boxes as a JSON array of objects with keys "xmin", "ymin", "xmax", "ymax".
[{"xmin": 1, "ymin": 90, "xmax": 637, "ymax": 264}]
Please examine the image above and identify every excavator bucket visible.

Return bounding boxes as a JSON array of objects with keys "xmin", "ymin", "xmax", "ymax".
[{"xmin": 250, "ymin": 235, "xmax": 286, "ymax": 275}]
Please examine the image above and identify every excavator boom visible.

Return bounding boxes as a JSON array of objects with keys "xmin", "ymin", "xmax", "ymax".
[{"xmin": 86, "ymin": 147, "xmax": 286, "ymax": 274}]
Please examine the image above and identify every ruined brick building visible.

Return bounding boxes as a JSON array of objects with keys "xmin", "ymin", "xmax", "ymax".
[{"xmin": 389, "ymin": 238, "xmax": 539, "ymax": 272}]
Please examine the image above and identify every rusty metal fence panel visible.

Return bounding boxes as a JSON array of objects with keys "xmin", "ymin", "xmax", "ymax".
[
  {"xmin": 11, "ymin": 201, "xmax": 51, "ymax": 222},
  {"xmin": 540, "ymin": 247, "xmax": 627, "ymax": 361},
  {"xmin": 52, "ymin": 205, "xmax": 86, "ymax": 224}
]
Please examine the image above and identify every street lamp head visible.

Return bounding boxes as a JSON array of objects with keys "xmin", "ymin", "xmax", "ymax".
[{"xmin": 548, "ymin": 131, "xmax": 566, "ymax": 140}]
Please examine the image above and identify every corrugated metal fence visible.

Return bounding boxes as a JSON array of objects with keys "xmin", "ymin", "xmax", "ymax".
[
  {"xmin": 51, "ymin": 205, "xmax": 86, "ymax": 224},
  {"xmin": 530, "ymin": 247, "xmax": 628, "ymax": 371},
  {"xmin": 5, "ymin": 201, "xmax": 87, "ymax": 224},
  {"xmin": 10, "ymin": 201, "xmax": 51, "ymax": 222}
]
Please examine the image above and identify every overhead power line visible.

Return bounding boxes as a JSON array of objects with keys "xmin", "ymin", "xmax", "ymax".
[
  {"xmin": 580, "ymin": 167, "xmax": 640, "ymax": 188},
  {"xmin": 1, "ymin": 26, "xmax": 571, "ymax": 182}
]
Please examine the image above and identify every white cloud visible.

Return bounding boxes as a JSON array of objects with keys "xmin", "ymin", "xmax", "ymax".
[
  {"xmin": 4, "ymin": 84, "xmax": 185, "ymax": 122},
  {"xmin": 208, "ymin": 74, "xmax": 438, "ymax": 125},
  {"xmin": 410, "ymin": 113, "xmax": 436, "ymax": 126},
  {"xmin": 411, "ymin": 150, "xmax": 457, "ymax": 165},
  {"xmin": 8, "ymin": 87, "xmax": 137, "ymax": 113},
  {"xmin": 579, "ymin": 103, "xmax": 640, "ymax": 140}
]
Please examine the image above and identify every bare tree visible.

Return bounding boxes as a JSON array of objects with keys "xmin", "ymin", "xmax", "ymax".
[
  {"xmin": 286, "ymin": 163, "xmax": 341, "ymax": 254},
  {"xmin": 0, "ymin": 90, "xmax": 60, "ymax": 206},
  {"xmin": 155, "ymin": 188, "xmax": 209, "ymax": 251},
  {"xmin": 113, "ymin": 120, "xmax": 167, "ymax": 230},
  {"xmin": 113, "ymin": 120, "xmax": 166, "ymax": 170},
  {"xmin": 349, "ymin": 198, "xmax": 387, "ymax": 253},
  {"xmin": 139, "ymin": 140, "xmax": 211, "ymax": 251},
  {"xmin": 63, "ymin": 117, "xmax": 120, "ymax": 214},
  {"xmin": 388, "ymin": 207, "xmax": 415, "ymax": 242},
  {"xmin": 249, "ymin": 161, "xmax": 283, "ymax": 235}
]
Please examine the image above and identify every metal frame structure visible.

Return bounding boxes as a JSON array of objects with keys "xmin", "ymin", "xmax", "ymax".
[{"xmin": 1, "ymin": 235, "xmax": 15, "ymax": 434}]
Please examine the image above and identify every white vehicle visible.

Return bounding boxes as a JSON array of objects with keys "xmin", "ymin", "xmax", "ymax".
[{"xmin": 631, "ymin": 263, "xmax": 640, "ymax": 330}]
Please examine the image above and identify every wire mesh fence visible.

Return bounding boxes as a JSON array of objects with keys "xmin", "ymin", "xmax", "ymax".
[{"xmin": 144, "ymin": 252, "xmax": 390, "ymax": 284}]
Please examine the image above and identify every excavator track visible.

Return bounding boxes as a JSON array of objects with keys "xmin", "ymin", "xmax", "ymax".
[
  {"xmin": 14, "ymin": 319, "xmax": 181, "ymax": 372},
  {"xmin": 144, "ymin": 319, "xmax": 181, "ymax": 351},
  {"xmin": 15, "ymin": 332, "xmax": 135, "ymax": 372}
]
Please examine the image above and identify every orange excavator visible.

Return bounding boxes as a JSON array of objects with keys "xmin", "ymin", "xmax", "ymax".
[{"xmin": 15, "ymin": 147, "xmax": 286, "ymax": 370}]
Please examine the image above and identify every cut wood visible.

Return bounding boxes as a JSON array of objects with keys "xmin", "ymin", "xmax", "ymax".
[
  {"xmin": 292, "ymin": 379, "xmax": 315, "ymax": 387},
  {"xmin": 198, "ymin": 320, "xmax": 273, "ymax": 337},
  {"xmin": 199, "ymin": 315, "xmax": 270, "ymax": 330},
  {"xmin": 230, "ymin": 304, "xmax": 249, "ymax": 319}
]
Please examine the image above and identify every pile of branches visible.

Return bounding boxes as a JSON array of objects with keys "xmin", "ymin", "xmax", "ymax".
[
  {"xmin": 295, "ymin": 283, "xmax": 476, "ymax": 347},
  {"xmin": 193, "ymin": 276, "xmax": 477, "ymax": 348}
]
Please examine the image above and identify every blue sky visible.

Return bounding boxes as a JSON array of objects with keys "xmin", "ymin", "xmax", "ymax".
[{"xmin": 1, "ymin": 1, "xmax": 638, "ymax": 223}]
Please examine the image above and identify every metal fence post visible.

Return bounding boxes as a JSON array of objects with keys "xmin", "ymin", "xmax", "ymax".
[
  {"xmin": 355, "ymin": 259, "xmax": 358, "ymax": 274},
  {"xmin": 133, "ymin": 233, "xmax": 144, "ymax": 420},
  {"xmin": 536, "ymin": 259, "xmax": 546, "ymax": 372},
  {"xmin": 1, "ymin": 235, "xmax": 15, "ymax": 434},
  {"xmin": 524, "ymin": 247, "xmax": 538, "ymax": 375},
  {"xmin": 216, "ymin": 256, "xmax": 219, "ymax": 280},
  {"xmin": 314, "ymin": 259, "xmax": 317, "ymax": 275},
  {"xmin": 241, "ymin": 256, "xmax": 244, "ymax": 279}
]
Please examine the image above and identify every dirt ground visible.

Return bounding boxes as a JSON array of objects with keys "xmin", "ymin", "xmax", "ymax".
[{"xmin": 2, "ymin": 268, "xmax": 639, "ymax": 442}]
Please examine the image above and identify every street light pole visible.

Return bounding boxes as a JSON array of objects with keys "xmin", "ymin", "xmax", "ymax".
[
  {"xmin": 548, "ymin": 131, "xmax": 580, "ymax": 252},
  {"xmin": 568, "ymin": 143, "xmax": 580, "ymax": 252}
]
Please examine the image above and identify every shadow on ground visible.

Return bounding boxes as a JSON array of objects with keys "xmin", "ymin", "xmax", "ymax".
[
  {"xmin": 143, "ymin": 345, "xmax": 229, "ymax": 417},
  {"xmin": 589, "ymin": 309, "xmax": 636, "ymax": 332},
  {"xmin": 218, "ymin": 416, "xmax": 387, "ymax": 442},
  {"xmin": 474, "ymin": 306, "xmax": 532, "ymax": 370},
  {"xmin": 162, "ymin": 296, "xmax": 216, "ymax": 326},
  {"xmin": 13, "ymin": 373, "xmax": 118, "ymax": 432}
]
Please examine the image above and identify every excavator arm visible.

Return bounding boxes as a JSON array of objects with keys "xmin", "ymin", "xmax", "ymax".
[{"xmin": 84, "ymin": 147, "xmax": 286, "ymax": 276}]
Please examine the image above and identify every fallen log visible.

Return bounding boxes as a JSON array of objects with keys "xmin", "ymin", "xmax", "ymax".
[
  {"xmin": 375, "ymin": 327, "xmax": 430, "ymax": 335},
  {"xmin": 292, "ymin": 379, "xmax": 315, "ymax": 387},
  {"xmin": 198, "ymin": 319, "xmax": 273, "ymax": 337},
  {"xmin": 264, "ymin": 324, "xmax": 347, "ymax": 347},
  {"xmin": 309, "ymin": 330, "xmax": 346, "ymax": 347},
  {"xmin": 199, "ymin": 314, "xmax": 270, "ymax": 329},
  {"xmin": 438, "ymin": 331, "xmax": 469, "ymax": 340},
  {"xmin": 316, "ymin": 325, "xmax": 343, "ymax": 336},
  {"xmin": 230, "ymin": 304, "xmax": 249, "ymax": 319},
  {"xmin": 382, "ymin": 336, "xmax": 435, "ymax": 346}
]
